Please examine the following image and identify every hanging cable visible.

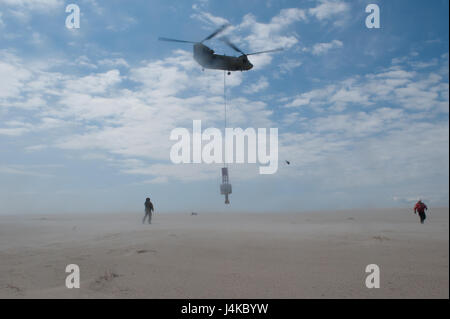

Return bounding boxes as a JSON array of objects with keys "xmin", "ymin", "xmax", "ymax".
[
  {"xmin": 220, "ymin": 70, "xmax": 232, "ymax": 204},
  {"xmin": 223, "ymin": 70, "xmax": 227, "ymax": 168}
]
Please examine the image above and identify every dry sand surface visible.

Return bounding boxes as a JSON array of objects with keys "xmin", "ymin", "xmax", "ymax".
[{"xmin": 0, "ymin": 208, "xmax": 448, "ymax": 298}]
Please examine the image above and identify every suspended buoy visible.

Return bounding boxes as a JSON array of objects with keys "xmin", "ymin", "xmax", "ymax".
[{"xmin": 220, "ymin": 167, "xmax": 232, "ymax": 204}]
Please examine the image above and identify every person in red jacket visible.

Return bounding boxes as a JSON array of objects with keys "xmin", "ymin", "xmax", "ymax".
[{"xmin": 414, "ymin": 200, "xmax": 428, "ymax": 224}]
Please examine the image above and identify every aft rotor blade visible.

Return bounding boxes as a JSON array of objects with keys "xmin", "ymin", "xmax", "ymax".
[
  {"xmin": 220, "ymin": 36, "xmax": 246, "ymax": 56},
  {"xmin": 247, "ymin": 48, "xmax": 284, "ymax": 56},
  {"xmin": 158, "ymin": 37, "xmax": 197, "ymax": 44},
  {"xmin": 201, "ymin": 24, "xmax": 230, "ymax": 43}
]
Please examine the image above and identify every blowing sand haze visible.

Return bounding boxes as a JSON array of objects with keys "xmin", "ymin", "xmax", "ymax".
[{"xmin": 0, "ymin": 209, "xmax": 448, "ymax": 299}]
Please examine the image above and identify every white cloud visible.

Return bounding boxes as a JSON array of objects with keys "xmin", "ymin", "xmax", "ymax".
[
  {"xmin": 30, "ymin": 31, "xmax": 44, "ymax": 45},
  {"xmin": 285, "ymin": 84, "xmax": 336, "ymax": 108},
  {"xmin": 98, "ymin": 58, "xmax": 129, "ymax": 68},
  {"xmin": 285, "ymin": 58, "xmax": 449, "ymax": 113},
  {"xmin": 105, "ymin": 15, "xmax": 137, "ymax": 32},
  {"xmin": 191, "ymin": 11, "xmax": 230, "ymax": 27},
  {"xmin": 0, "ymin": 48, "xmax": 271, "ymax": 180},
  {"xmin": 75, "ymin": 55, "xmax": 98, "ymax": 69},
  {"xmin": 308, "ymin": 0, "xmax": 350, "ymax": 26},
  {"xmin": 245, "ymin": 76, "xmax": 269, "ymax": 94},
  {"xmin": 278, "ymin": 59, "xmax": 302, "ymax": 74},
  {"xmin": 277, "ymin": 117, "xmax": 448, "ymax": 195},
  {"xmin": 0, "ymin": 0, "xmax": 63, "ymax": 11},
  {"xmin": 81, "ymin": 0, "xmax": 103, "ymax": 15},
  {"xmin": 64, "ymin": 70, "xmax": 122, "ymax": 94},
  {"xmin": 0, "ymin": 126, "xmax": 29, "ymax": 136},
  {"xmin": 24, "ymin": 144, "xmax": 47, "ymax": 152},
  {"xmin": 240, "ymin": 8, "xmax": 306, "ymax": 52},
  {"xmin": 0, "ymin": 164, "xmax": 58, "ymax": 177},
  {"xmin": 311, "ymin": 40, "xmax": 343, "ymax": 55},
  {"xmin": 0, "ymin": 58, "xmax": 32, "ymax": 99},
  {"xmin": 144, "ymin": 176, "xmax": 170, "ymax": 184},
  {"xmin": 278, "ymin": 52, "xmax": 449, "ymax": 202},
  {"xmin": 0, "ymin": 117, "xmax": 67, "ymax": 136}
]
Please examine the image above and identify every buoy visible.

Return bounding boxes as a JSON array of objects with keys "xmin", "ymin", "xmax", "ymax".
[{"xmin": 220, "ymin": 167, "xmax": 232, "ymax": 204}]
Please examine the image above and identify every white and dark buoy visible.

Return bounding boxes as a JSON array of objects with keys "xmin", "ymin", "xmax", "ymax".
[{"xmin": 220, "ymin": 167, "xmax": 232, "ymax": 204}]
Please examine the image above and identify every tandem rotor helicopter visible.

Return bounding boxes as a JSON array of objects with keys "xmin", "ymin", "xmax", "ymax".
[{"xmin": 158, "ymin": 24, "xmax": 284, "ymax": 74}]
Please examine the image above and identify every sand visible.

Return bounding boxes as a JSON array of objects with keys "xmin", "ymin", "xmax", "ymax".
[{"xmin": 0, "ymin": 208, "xmax": 448, "ymax": 299}]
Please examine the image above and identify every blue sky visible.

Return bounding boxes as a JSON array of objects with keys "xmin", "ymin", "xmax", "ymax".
[{"xmin": 0, "ymin": 0, "xmax": 448, "ymax": 214}]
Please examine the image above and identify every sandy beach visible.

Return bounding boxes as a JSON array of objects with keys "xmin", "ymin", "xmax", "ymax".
[{"xmin": 0, "ymin": 208, "xmax": 448, "ymax": 299}]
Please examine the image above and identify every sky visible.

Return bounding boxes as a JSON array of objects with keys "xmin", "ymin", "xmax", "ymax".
[{"xmin": 0, "ymin": 0, "xmax": 448, "ymax": 214}]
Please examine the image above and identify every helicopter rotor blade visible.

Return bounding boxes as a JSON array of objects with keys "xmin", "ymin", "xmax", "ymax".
[
  {"xmin": 158, "ymin": 37, "xmax": 197, "ymax": 44},
  {"xmin": 220, "ymin": 36, "xmax": 247, "ymax": 56},
  {"xmin": 246, "ymin": 48, "xmax": 284, "ymax": 56},
  {"xmin": 201, "ymin": 24, "xmax": 231, "ymax": 43}
]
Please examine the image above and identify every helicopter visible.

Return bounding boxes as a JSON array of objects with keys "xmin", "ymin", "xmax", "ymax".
[{"xmin": 158, "ymin": 24, "xmax": 283, "ymax": 74}]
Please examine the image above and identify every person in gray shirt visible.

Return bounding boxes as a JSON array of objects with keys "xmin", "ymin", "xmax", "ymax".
[{"xmin": 143, "ymin": 197, "xmax": 154, "ymax": 224}]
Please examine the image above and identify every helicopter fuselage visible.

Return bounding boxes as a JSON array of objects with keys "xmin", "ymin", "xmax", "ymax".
[
  {"xmin": 193, "ymin": 43, "xmax": 253, "ymax": 72},
  {"xmin": 159, "ymin": 24, "xmax": 282, "ymax": 72}
]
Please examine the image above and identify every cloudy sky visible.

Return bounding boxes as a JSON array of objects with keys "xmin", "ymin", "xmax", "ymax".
[{"xmin": 0, "ymin": 0, "xmax": 448, "ymax": 214}]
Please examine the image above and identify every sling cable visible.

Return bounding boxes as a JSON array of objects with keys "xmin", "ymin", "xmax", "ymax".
[{"xmin": 220, "ymin": 71, "xmax": 232, "ymax": 204}]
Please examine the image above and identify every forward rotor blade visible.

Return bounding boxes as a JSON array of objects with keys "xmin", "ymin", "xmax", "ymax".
[
  {"xmin": 220, "ymin": 36, "xmax": 246, "ymax": 56},
  {"xmin": 246, "ymin": 48, "xmax": 284, "ymax": 56},
  {"xmin": 158, "ymin": 37, "xmax": 197, "ymax": 44},
  {"xmin": 201, "ymin": 24, "xmax": 230, "ymax": 43}
]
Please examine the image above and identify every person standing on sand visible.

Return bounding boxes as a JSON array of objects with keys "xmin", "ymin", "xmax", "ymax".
[
  {"xmin": 143, "ymin": 197, "xmax": 154, "ymax": 224},
  {"xmin": 414, "ymin": 200, "xmax": 428, "ymax": 224}
]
